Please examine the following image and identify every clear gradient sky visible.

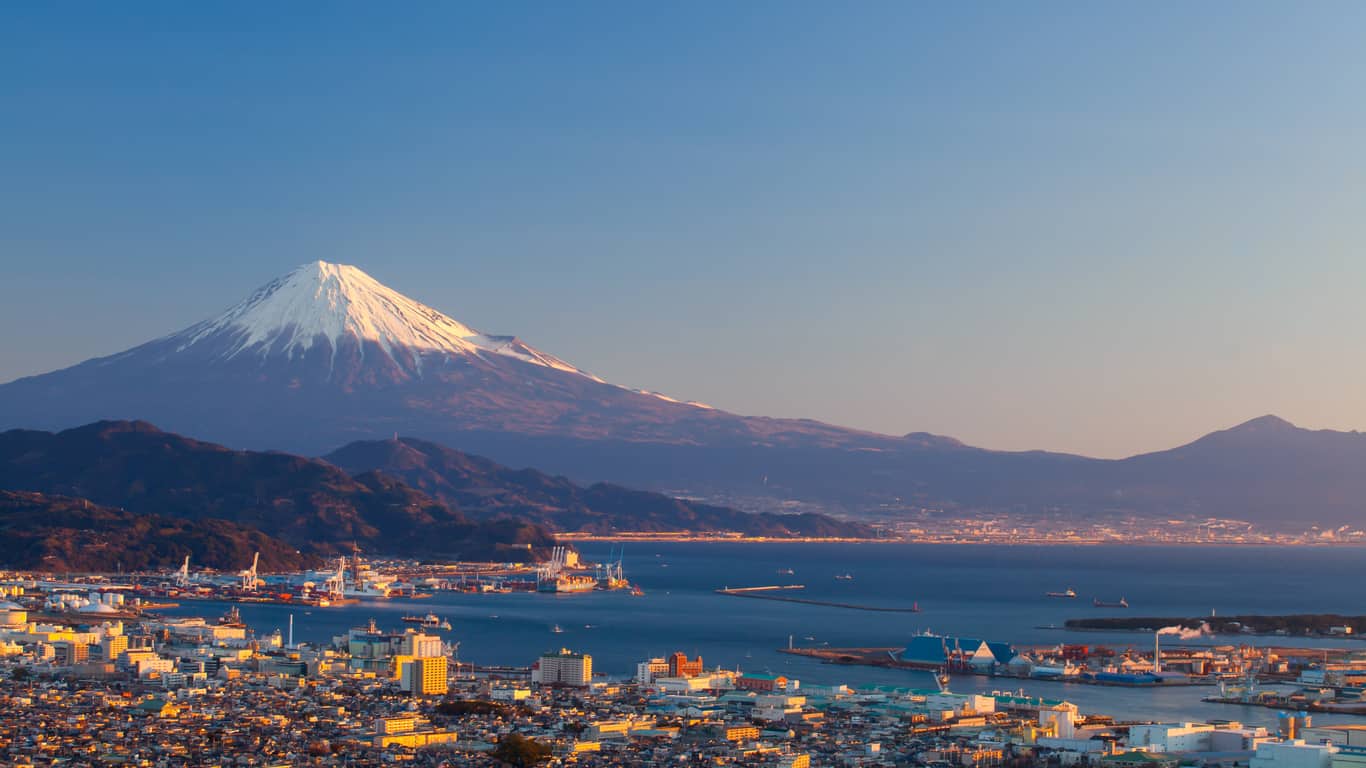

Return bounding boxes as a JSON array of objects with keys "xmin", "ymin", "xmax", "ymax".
[{"xmin": 3, "ymin": 3, "xmax": 1365, "ymax": 459}]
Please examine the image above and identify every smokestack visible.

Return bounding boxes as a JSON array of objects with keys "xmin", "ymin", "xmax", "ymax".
[
  {"xmin": 288, "ymin": 614, "xmax": 294, "ymax": 650},
  {"xmin": 1153, "ymin": 632, "xmax": 1161, "ymax": 674}
]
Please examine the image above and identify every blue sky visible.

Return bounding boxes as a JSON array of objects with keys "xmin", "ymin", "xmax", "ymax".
[{"xmin": 3, "ymin": 3, "xmax": 1365, "ymax": 458}]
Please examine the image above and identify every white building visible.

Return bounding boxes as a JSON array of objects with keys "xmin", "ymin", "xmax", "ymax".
[
  {"xmin": 490, "ymin": 685, "xmax": 530, "ymax": 702},
  {"xmin": 533, "ymin": 648, "xmax": 592, "ymax": 687},
  {"xmin": 922, "ymin": 691, "xmax": 995, "ymax": 716},
  {"xmin": 1251, "ymin": 740, "xmax": 1338, "ymax": 768},
  {"xmin": 1130, "ymin": 722, "xmax": 1270, "ymax": 753},
  {"xmin": 653, "ymin": 672, "xmax": 735, "ymax": 693},
  {"xmin": 753, "ymin": 694, "xmax": 806, "ymax": 723},
  {"xmin": 401, "ymin": 631, "xmax": 443, "ymax": 659},
  {"xmin": 1039, "ymin": 702, "xmax": 1080, "ymax": 739},
  {"xmin": 1130, "ymin": 723, "xmax": 1217, "ymax": 753},
  {"xmin": 134, "ymin": 657, "xmax": 175, "ymax": 677},
  {"xmin": 636, "ymin": 657, "xmax": 669, "ymax": 684}
]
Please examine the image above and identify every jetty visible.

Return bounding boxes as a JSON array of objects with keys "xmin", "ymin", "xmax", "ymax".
[{"xmin": 715, "ymin": 585, "xmax": 921, "ymax": 613}]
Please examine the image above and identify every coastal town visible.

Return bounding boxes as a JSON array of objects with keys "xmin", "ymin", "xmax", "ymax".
[{"xmin": 5, "ymin": 571, "xmax": 1366, "ymax": 768}]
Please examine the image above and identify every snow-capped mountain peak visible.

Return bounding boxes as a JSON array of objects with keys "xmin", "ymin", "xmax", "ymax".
[{"xmin": 177, "ymin": 260, "xmax": 601, "ymax": 381}]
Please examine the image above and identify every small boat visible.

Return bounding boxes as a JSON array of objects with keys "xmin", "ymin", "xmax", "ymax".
[
  {"xmin": 551, "ymin": 624, "xmax": 564, "ymax": 633},
  {"xmin": 835, "ymin": 573, "xmax": 854, "ymax": 581},
  {"xmin": 1045, "ymin": 588, "xmax": 1078, "ymax": 599},
  {"xmin": 439, "ymin": 619, "xmax": 453, "ymax": 631},
  {"xmin": 630, "ymin": 586, "xmax": 645, "ymax": 597},
  {"xmin": 777, "ymin": 568, "xmax": 795, "ymax": 575},
  {"xmin": 803, "ymin": 635, "xmax": 817, "ymax": 641},
  {"xmin": 1093, "ymin": 597, "xmax": 1129, "ymax": 608}
]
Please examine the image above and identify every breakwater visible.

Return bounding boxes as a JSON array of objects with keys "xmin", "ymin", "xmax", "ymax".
[{"xmin": 715, "ymin": 585, "xmax": 921, "ymax": 613}]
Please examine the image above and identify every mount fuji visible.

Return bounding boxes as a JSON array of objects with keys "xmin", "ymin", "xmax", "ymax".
[
  {"xmin": 5, "ymin": 261, "xmax": 1366, "ymax": 526},
  {"xmin": 0, "ymin": 262, "xmax": 894, "ymax": 483}
]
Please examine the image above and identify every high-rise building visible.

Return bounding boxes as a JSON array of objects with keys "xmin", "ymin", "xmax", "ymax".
[
  {"xmin": 100, "ymin": 635, "xmax": 129, "ymax": 662},
  {"xmin": 668, "ymin": 651, "xmax": 703, "ymax": 678},
  {"xmin": 533, "ymin": 648, "xmax": 592, "ymax": 687},
  {"xmin": 53, "ymin": 641, "xmax": 89, "ymax": 666},
  {"xmin": 400, "ymin": 655, "xmax": 448, "ymax": 696}
]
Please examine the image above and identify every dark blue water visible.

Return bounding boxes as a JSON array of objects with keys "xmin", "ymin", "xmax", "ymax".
[{"xmin": 162, "ymin": 543, "xmax": 1366, "ymax": 725}]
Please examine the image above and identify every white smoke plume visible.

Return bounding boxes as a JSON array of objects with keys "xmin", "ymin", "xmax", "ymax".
[{"xmin": 1156, "ymin": 623, "xmax": 1210, "ymax": 639}]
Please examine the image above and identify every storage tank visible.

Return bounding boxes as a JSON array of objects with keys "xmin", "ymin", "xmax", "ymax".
[{"xmin": 0, "ymin": 600, "xmax": 28, "ymax": 627}]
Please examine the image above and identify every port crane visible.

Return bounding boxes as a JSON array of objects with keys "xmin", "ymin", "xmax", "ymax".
[
  {"xmin": 537, "ymin": 546, "xmax": 570, "ymax": 584},
  {"xmin": 322, "ymin": 558, "xmax": 347, "ymax": 600},
  {"xmin": 174, "ymin": 555, "xmax": 192, "ymax": 588},
  {"xmin": 239, "ymin": 552, "xmax": 260, "ymax": 591},
  {"xmin": 597, "ymin": 545, "xmax": 626, "ymax": 588}
]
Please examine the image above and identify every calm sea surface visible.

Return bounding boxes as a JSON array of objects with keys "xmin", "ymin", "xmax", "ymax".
[{"xmin": 162, "ymin": 543, "xmax": 1366, "ymax": 726}]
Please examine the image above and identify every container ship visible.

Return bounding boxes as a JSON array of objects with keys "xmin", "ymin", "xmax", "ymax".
[{"xmin": 537, "ymin": 574, "xmax": 598, "ymax": 593}]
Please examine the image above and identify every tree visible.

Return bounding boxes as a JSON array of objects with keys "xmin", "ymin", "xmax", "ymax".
[{"xmin": 491, "ymin": 732, "xmax": 552, "ymax": 767}]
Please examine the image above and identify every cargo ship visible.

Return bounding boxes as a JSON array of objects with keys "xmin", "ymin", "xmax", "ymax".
[
  {"xmin": 402, "ymin": 612, "xmax": 451, "ymax": 630},
  {"xmin": 1093, "ymin": 597, "xmax": 1129, "ymax": 608},
  {"xmin": 1046, "ymin": 588, "xmax": 1078, "ymax": 598},
  {"xmin": 537, "ymin": 574, "xmax": 598, "ymax": 593}
]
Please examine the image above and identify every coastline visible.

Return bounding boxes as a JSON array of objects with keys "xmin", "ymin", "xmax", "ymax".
[{"xmin": 554, "ymin": 533, "xmax": 1366, "ymax": 547}]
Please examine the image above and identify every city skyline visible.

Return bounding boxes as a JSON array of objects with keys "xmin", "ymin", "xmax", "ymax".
[{"xmin": 6, "ymin": 3, "xmax": 1366, "ymax": 457}]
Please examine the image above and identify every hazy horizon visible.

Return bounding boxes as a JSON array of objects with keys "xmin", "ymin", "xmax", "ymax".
[{"xmin": 5, "ymin": 3, "xmax": 1365, "ymax": 458}]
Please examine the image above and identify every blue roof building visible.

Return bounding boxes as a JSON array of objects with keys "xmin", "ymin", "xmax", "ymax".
[{"xmin": 899, "ymin": 633, "xmax": 1016, "ymax": 670}]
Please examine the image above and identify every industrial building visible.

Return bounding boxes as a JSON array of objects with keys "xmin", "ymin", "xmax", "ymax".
[{"xmin": 900, "ymin": 633, "xmax": 1016, "ymax": 672}]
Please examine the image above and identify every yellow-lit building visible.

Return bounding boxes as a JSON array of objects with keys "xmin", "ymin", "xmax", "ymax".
[
  {"xmin": 372, "ymin": 715, "xmax": 458, "ymax": 748},
  {"xmin": 400, "ymin": 655, "xmax": 448, "ymax": 696}
]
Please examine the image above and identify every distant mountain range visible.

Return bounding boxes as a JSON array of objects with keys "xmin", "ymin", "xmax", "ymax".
[
  {"xmin": 0, "ymin": 421, "xmax": 869, "ymax": 570},
  {"xmin": 0, "ymin": 261, "xmax": 1362, "ymax": 528},
  {"xmin": 0, "ymin": 490, "xmax": 313, "ymax": 572},
  {"xmin": 0, "ymin": 421, "xmax": 556, "ymax": 564},
  {"xmin": 324, "ymin": 436, "xmax": 877, "ymax": 537}
]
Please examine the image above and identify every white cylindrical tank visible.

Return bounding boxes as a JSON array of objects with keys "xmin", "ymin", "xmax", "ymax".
[{"xmin": 0, "ymin": 600, "xmax": 26, "ymax": 627}]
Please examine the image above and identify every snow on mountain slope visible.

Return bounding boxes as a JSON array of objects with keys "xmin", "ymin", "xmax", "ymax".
[
  {"xmin": 1, "ymin": 260, "xmax": 902, "ymax": 460},
  {"xmin": 171, "ymin": 261, "xmax": 614, "ymax": 385}
]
